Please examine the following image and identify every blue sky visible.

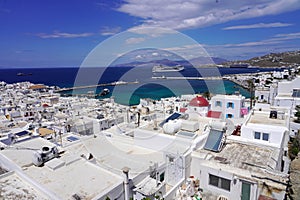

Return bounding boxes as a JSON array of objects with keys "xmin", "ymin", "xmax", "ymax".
[{"xmin": 0, "ymin": 0, "xmax": 300, "ymax": 67}]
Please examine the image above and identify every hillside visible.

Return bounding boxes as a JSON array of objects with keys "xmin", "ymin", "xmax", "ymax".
[
  {"xmin": 224, "ymin": 50, "xmax": 300, "ymax": 67},
  {"xmin": 113, "ymin": 56, "xmax": 227, "ymax": 67}
]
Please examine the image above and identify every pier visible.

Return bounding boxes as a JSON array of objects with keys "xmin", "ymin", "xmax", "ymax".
[
  {"xmin": 55, "ymin": 80, "xmax": 139, "ymax": 92},
  {"xmin": 152, "ymin": 71, "xmax": 274, "ymax": 90},
  {"xmin": 152, "ymin": 76, "xmax": 224, "ymax": 80}
]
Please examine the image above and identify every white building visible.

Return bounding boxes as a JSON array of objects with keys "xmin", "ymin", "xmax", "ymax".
[
  {"xmin": 191, "ymin": 139, "xmax": 289, "ymax": 200},
  {"xmin": 186, "ymin": 96, "xmax": 209, "ymax": 117},
  {"xmin": 210, "ymin": 94, "xmax": 247, "ymax": 119},
  {"xmin": 188, "ymin": 106, "xmax": 291, "ymax": 200},
  {"xmin": 241, "ymin": 108, "xmax": 290, "ymax": 151},
  {"xmin": 274, "ymin": 76, "xmax": 300, "ymax": 109}
]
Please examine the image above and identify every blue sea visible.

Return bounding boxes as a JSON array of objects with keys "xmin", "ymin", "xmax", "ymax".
[{"xmin": 0, "ymin": 66, "xmax": 283, "ymax": 105}]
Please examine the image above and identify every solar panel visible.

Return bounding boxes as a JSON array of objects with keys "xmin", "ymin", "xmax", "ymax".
[
  {"xmin": 67, "ymin": 136, "xmax": 79, "ymax": 142},
  {"xmin": 204, "ymin": 129, "xmax": 224, "ymax": 152},
  {"xmin": 159, "ymin": 112, "xmax": 181, "ymax": 127},
  {"xmin": 16, "ymin": 131, "xmax": 29, "ymax": 137}
]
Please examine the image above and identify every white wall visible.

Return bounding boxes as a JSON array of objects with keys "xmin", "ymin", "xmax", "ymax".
[
  {"xmin": 190, "ymin": 157, "xmax": 258, "ymax": 200},
  {"xmin": 241, "ymin": 123, "xmax": 287, "ymax": 148},
  {"xmin": 255, "ymin": 90, "xmax": 270, "ymax": 103},
  {"xmin": 210, "ymin": 95, "xmax": 245, "ymax": 119},
  {"xmin": 277, "ymin": 76, "xmax": 300, "ymax": 95}
]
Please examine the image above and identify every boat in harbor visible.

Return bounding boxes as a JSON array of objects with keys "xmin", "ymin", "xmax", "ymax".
[
  {"xmin": 17, "ymin": 72, "xmax": 33, "ymax": 76},
  {"xmin": 99, "ymin": 88, "xmax": 110, "ymax": 96},
  {"xmin": 152, "ymin": 64, "xmax": 184, "ymax": 73}
]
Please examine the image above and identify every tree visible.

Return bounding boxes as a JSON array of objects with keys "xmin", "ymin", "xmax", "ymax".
[
  {"xmin": 203, "ymin": 91, "xmax": 211, "ymax": 100},
  {"xmin": 247, "ymin": 79, "xmax": 255, "ymax": 110},
  {"xmin": 295, "ymin": 105, "xmax": 300, "ymax": 123}
]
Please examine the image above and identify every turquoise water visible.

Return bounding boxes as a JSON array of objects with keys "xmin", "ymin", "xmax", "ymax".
[{"xmin": 1, "ymin": 66, "xmax": 279, "ymax": 106}]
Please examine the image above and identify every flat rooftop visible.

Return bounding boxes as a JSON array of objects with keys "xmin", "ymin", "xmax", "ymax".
[
  {"xmin": 0, "ymin": 137, "xmax": 59, "ymax": 167},
  {"xmin": 0, "ymin": 172, "xmax": 48, "ymax": 200},
  {"xmin": 24, "ymin": 158, "xmax": 122, "ymax": 200},
  {"xmin": 248, "ymin": 110, "xmax": 287, "ymax": 127},
  {"xmin": 66, "ymin": 134, "xmax": 165, "ymax": 177},
  {"xmin": 212, "ymin": 94, "xmax": 244, "ymax": 99},
  {"xmin": 196, "ymin": 140, "xmax": 279, "ymax": 171},
  {"xmin": 193, "ymin": 139, "xmax": 288, "ymax": 187}
]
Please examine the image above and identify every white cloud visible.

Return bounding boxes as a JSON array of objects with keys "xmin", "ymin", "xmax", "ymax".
[
  {"xmin": 223, "ymin": 22, "xmax": 292, "ymax": 30},
  {"xmin": 128, "ymin": 25, "xmax": 176, "ymax": 37},
  {"xmin": 36, "ymin": 31, "xmax": 93, "ymax": 38},
  {"xmin": 125, "ymin": 37, "xmax": 146, "ymax": 44},
  {"xmin": 274, "ymin": 32, "xmax": 300, "ymax": 39},
  {"xmin": 159, "ymin": 31, "xmax": 300, "ymax": 60},
  {"xmin": 100, "ymin": 26, "xmax": 121, "ymax": 36},
  {"xmin": 118, "ymin": 0, "xmax": 300, "ymax": 30}
]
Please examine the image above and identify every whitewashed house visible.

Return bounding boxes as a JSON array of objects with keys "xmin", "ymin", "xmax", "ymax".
[
  {"xmin": 210, "ymin": 94, "xmax": 247, "ymax": 119},
  {"xmin": 189, "ymin": 107, "xmax": 290, "ymax": 200},
  {"xmin": 274, "ymin": 76, "xmax": 300, "ymax": 108}
]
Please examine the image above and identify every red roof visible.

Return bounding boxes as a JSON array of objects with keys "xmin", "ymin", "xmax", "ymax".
[
  {"xmin": 42, "ymin": 103, "xmax": 49, "ymax": 108},
  {"xmin": 180, "ymin": 108, "xmax": 187, "ymax": 113},
  {"xmin": 207, "ymin": 111, "xmax": 222, "ymax": 118},
  {"xmin": 189, "ymin": 96, "xmax": 209, "ymax": 107}
]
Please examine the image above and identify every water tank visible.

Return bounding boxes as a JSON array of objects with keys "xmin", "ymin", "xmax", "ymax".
[
  {"xmin": 163, "ymin": 120, "xmax": 182, "ymax": 134},
  {"xmin": 32, "ymin": 146, "xmax": 59, "ymax": 166},
  {"xmin": 32, "ymin": 151, "xmax": 43, "ymax": 166}
]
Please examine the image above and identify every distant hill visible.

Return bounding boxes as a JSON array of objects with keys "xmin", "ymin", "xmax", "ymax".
[
  {"xmin": 112, "ymin": 56, "xmax": 227, "ymax": 67},
  {"xmin": 223, "ymin": 50, "xmax": 300, "ymax": 67}
]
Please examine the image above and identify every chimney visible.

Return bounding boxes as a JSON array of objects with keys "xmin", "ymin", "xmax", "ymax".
[{"xmin": 122, "ymin": 167, "xmax": 130, "ymax": 200}]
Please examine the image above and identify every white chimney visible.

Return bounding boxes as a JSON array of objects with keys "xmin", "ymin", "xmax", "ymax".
[{"xmin": 122, "ymin": 167, "xmax": 130, "ymax": 200}]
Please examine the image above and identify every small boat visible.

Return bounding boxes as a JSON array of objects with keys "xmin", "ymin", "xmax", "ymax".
[
  {"xmin": 99, "ymin": 88, "xmax": 110, "ymax": 96},
  {"xmin": 17, "ymin": 72, "xmax": 33, "ymax": 76},
  {"xmin": 152, "ymin": 64, "xmax": 184, "ymax": 72}
]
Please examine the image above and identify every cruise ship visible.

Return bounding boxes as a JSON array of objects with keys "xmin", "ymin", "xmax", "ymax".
[{"xmin": 152, "ymin": 64, "xmax": 184, "ymax": 72}]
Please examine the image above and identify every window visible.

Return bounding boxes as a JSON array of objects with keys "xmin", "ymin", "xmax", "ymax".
[
  {"xmin": 168, "ymin": 156, "xmax": 174, "ymax": 163},
  {"xmin": 209, "ymin": 174, "xmax": 231, "ymax": 191},
  {"xmin": 160, "ymin": 172, "xmax": 165, "ymax": 182},
  {"xmin": 227, "ymin": 102, "xmax": 234, "ymax": 109},
  {"xmin": 226, "ymin": 114, "xmax": 233, "ymax": 118},
  {"xmin": 215, "ymin": 101, "xmax": 222, "ymax": 107},
  {"xmin": 260, "ymin": 95, "xmax": 264, "ymax": 100},
  {"xmin": 254, "ymin": 132, "xmax": 269, "ymax": 141},
  {"xmin": 292, "ymin": 89, "xmax": 300, "ymax": 97},
  {"xmin": 262, "ymin": 133, "xmax": 269, "ymax": 141},
  {"xmin": 254, "ymin": 132, "xmax": 261, "ymax": 139}
]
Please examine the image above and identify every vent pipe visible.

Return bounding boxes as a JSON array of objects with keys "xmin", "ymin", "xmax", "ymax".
[{"xmin": 122, "ymin": 167, "xmax": 130, "ymax": 200}]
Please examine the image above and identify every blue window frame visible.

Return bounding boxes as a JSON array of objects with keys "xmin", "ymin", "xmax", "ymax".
[
  {"xmin": 254, "ymin": 132, "xmax": 270, "ymax": 141},
  {"xmin": 262, "ymin": 133, "xmax": 269, "ymax": 141},
  {"xmin": 254, "ymin": 132, "xmax": 261, "ymax": 139},
  {"xmin": 226, "ymin": 114, "xmax": 233, "ymax": 118},
  {"xmin": 227, "ymin": 102, "xmax": 234, "ymax": 108}
]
